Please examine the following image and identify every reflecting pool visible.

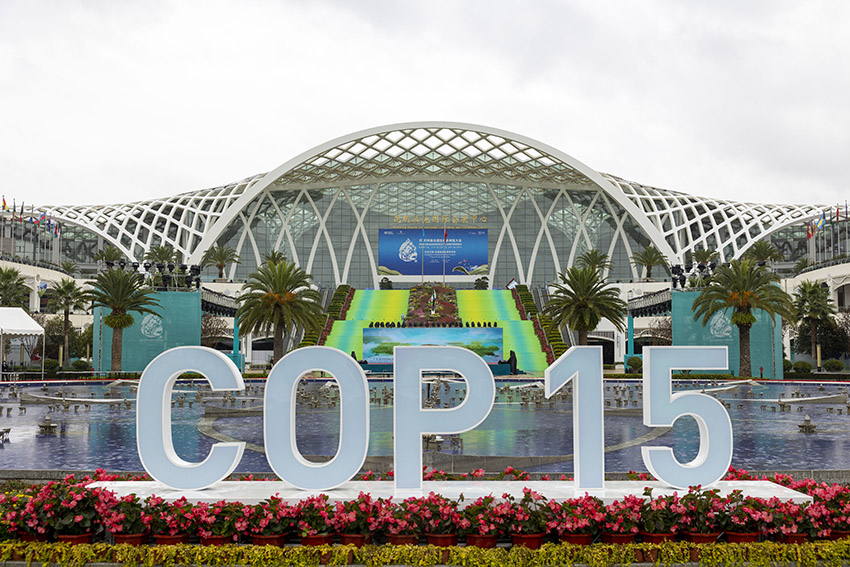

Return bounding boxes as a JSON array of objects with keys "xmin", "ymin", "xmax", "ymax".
[{"xmin": 1, "ymin": 378, "xmax": 849, "ymax": 474}]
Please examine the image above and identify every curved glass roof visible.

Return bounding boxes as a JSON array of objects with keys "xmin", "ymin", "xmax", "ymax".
[{"xmin": 42, "ymin": 122, "xmax": 828, "ymax": 270}]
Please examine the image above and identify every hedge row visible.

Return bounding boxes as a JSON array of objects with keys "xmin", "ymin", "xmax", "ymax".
[
  {"xmin": 327, "ymin": 285, "xmax": 353, "ymax": 320},
  {"xmin": 297, "ymin": 315, "xmax": 331, "ymax": 349},
  {"xmin": 2, "ymin": 539, "xmax": 850, "ymax": 567},
  {"xmin": 513, "ymin": 285, "xmax": 538, "ymax": 318},
  {"xmin": 603, "ymin": 373, "xmax": 736, "ymax": 381}
]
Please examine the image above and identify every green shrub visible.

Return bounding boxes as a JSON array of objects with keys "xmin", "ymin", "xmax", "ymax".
[
  {"xmin": 793, "ymin": 360, "xmax": 813, "ymax": 373},
  {"xmin": 71, "ymin": 359, "xmax": 91, "ymax": 371},
  {"xmin": 627, "ymin": 356, "xmax": 642, "ymax": 372},
  {"xmin": 783, "ymin": 358, "xmax": 792, "ymax": 372},
  {"xmin": 43, "ymin": 358, "xmax": 59, "ymax": 378},
  {"xmin": 823, "ymin": 358, "xmax": 844, "ymax": 372}
]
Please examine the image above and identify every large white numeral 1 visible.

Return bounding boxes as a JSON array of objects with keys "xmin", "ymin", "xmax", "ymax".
[
  {"xmin": 641, "ymin": 346, "xmax": 733, "ymax": 489},
  {"xmin": 545, "ymin": 346, "xmax": 604, "ymax": 490}
]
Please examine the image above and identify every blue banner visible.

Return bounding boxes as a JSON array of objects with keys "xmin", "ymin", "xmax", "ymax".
[
  {"xmin": 363, "ymin": 327, "xmax": 503, "ymax": 363},
  {"xmin": 378, "ymin": 229, "xmax": 488, "ymax": 275}
]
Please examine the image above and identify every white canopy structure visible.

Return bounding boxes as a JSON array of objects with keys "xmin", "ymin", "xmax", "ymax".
[{"xmin": 0, "ymin": 307, "xmax": 44, "ymax": 380}]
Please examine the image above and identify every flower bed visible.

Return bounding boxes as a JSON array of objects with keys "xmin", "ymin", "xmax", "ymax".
[
  {"xmin": 0, "ymin": 467, "xmax": 850, "ymax": 565},
  {"xmin": 405, "ymin": 284, "xmax": 459, "ymax": 324}
]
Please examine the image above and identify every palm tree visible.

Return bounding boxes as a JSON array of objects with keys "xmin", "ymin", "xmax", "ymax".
[
  {"xmin": 692, "ymin": 259, "xmax": 794, "ymax": 377},
  {"xmin": 794, "ymin": 280, "xmax": 836, "ymax": 361},
  {"xmin": 262, "ymin": 250, "xmax": 288, "ymax": 266},
  {"xmin": 691, "ymin": 248, "xmax": 719, "ymax": 265},
  {"xmin": 794, "ymin": 257, "xmax": 812, "ymax": 274},
  {"xmin": 201, "ymin": 245, "xmax": 240, "ymax": 279},
  {"xmin": 742, "ymin": 240, "xmax": 783, "ymax": 264},
  {"xmin": 543, "ymin": 266, "xmax": 627, "ymax": 345},
  {"xmin": 236, "ymin": 260, "xmax": 324, "ymax": 364},
  {"xmin": 92, "ymin": 245, "xmax": 124, "ymax": 264},
  {"xmin": 576, "ymin": 249, "xmax": 613, "ymax": 275},
  {"xmin": 59, "ymin": 260, "xmax": 78, "ymax": 276},
  {"xmin": 0, "ymin": 267, "xmax": 30, "ymax": 309},
  {"xmin": 46, "ymin": 279, "xmax": 88, "ymax": 367},
  {"xmin": 87, "ymin": 269, "xmax": 160, "ymax": 371},
  {"xmin": 144, "ymin": 245, "xmax": 178, "ymax": 266},
  {"xmin": 631, "ymin": 246, "xmax": 668, "ymax": 280}
]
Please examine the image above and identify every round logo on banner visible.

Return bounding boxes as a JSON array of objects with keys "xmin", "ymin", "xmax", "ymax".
[
  {"xmin": 398, "ymin": 238, "xmax": 418, "ymax": 262},
  {"xmin": 709, "ymin": 312, "xmax": 732, "ymax": 338},
  {"xmin": 140, "ymin": 314, "xmax": 163, "ymax": 338}
]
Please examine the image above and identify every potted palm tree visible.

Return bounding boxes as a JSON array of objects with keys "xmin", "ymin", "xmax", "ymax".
[
  {"xmin": 543, "ymin": 266, "xmax": 627, "ymax": 345},
  {"xmin": 631, "ymin": 246, "xmax": 668, "ymax": 280},
  {"xmin": 794, "ymin": 280, "xmax": 836, "ymax": 367},
  {"xmin": 86, "ymin": 269, "xmax": 160, "ymax": 372},
  {"xmin": 201, "ymin": 245, "xmax": 239, "ymax": 282},
  {"xmin": 236, "ymin": 260, "xmax": 324, "ymax": 364},
  {"xmin": 46, "ymin": 278, "xmax": 87, "ymax": 368},
  {"xmin": 692, "ymin": 259, "xmax": 794, "ymax": 377}
]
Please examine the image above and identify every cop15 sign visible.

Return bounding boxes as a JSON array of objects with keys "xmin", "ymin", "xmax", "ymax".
[{"xmin": 136, "ymin": 346, "xmax": 732, "ymax": 492}]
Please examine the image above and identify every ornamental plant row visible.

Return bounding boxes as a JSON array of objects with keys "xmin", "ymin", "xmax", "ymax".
[{"xmin": 2, "ymin": 467, "xmax": 850, "ymax": 545}]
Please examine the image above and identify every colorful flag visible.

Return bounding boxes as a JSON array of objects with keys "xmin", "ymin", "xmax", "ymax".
[
  {"xmin": 19, "ymin": 202, "xmax": 23, "ymax": 223},
  {"xmin": 838, "ymin": 204, "xmax": 841, "ymax": 221},
  {"xmin": 37, "ymin": 211, "xmax": 45, "ymax": 224},
  {"xmin": 816, "ymin": 212, "xmax": 826, "ymax": 231},
  {"xmin": 54, "ymin": 222, "xmax": 60, "ymax": 238},
  {"xmin": 807, "ymin": 222, "xmax": 813, "ymax": 240},
  {"xmin": 444, "ymin": 228, "xmax": 447, "ymax": 242},
  {"xmin": 1, "ymin": 196, "xmax": 6, "ymax": 211}
]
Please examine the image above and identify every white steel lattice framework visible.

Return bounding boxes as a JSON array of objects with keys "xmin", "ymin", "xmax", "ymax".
[{"xmin": 44, "ymin": 122, "xmax": 828, "ymax": 287}]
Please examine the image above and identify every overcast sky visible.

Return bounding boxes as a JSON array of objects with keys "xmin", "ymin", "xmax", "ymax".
[{"xmin": 1, "ymin": 0, "xmax": 848, "ymax": 208}]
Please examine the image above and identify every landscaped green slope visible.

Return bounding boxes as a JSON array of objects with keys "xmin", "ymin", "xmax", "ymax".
[
  {"xmin": 324, "ymin": 290, "xmax": 409, "ymax": 359},
  {"xmin": 456, "ymin": 290, "xmax": 547, "ymax": 375}
]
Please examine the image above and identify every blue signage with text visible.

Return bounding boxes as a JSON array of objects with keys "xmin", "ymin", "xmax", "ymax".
[{"xmin": 378, "ymin": 229, "xmax": 488, "ymax": 276}]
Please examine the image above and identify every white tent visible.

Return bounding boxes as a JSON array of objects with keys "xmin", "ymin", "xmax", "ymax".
[{"xmin": 0, "ymin": 307, "xmax": 44, "ymax": 381}]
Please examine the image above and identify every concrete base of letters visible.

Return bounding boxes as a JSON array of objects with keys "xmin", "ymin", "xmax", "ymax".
[{"xmin": 90, "ymin": 479, "xmax": 811, "ymax": 505}]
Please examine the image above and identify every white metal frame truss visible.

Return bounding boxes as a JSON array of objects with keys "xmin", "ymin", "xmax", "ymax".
[{"xmin": 41, "ymin": 122, "xmax": 828, "ymax": 285}]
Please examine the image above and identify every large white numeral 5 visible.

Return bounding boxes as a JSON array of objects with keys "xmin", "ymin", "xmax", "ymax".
[
  {"xmin": 641, "ymin": 346, "xmax": 733, "ymax": 488},
  {"xmin": 545, "ymin": 346, "xmax": 604, "ymax": 491}
]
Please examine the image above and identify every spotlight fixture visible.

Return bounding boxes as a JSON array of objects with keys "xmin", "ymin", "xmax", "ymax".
[
  {"xmin": 132, "ymin": 262, "xmax": 140, "ymax": 270},
  {"xmin": 156, "ymin": 263, "xmax": 165, "ymax": 272},
  {"xmin": 105, "ymin": 260, "xmax": 114, "ymax": 269},
  {"xmin": 167, "ymin": 263, "xmax": 175, "ymax": 272},
  {"xmin": 144, "ymin": 262, "xmax": 152, "ymax": 272},
  {"xmin": 118, "ymin": 261, "xmax": 126, "ymax": 270}
]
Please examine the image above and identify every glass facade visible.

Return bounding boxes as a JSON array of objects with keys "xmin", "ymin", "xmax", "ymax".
[{"xmin": 212, "ymin": 181, "xmax": 657, "ymax": 289}]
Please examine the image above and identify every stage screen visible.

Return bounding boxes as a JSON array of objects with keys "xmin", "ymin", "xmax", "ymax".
[
  {"xmin": 378, "ymin": 229, "xmax": 488, "ymax": 276},
  {"xmin": 362, "ymin": 327, "xmax": 503, "ymax": 364}
]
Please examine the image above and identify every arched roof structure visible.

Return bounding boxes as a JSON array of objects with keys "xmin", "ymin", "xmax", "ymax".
[{"xmin": 44, "ymin": 122, "xmax": 828, "ymax": 286}]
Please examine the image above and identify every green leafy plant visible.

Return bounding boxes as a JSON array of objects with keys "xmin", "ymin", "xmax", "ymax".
[
  {"xmin": 793, "ymin": 360, "xmax": 813, "ymax": 373},
  {"xmin": 503, "ymin": 488, "xmax": 551, "ymax": 534},
  {"xmin": 640, "ymin": 488, "xmax": 682, "ymax": 534},
  {"xmin": 627, "ymin": 356, "xmax": 642, "ymax": 373},
  {"xmin": 676, "ymin": 487, "xmax": 725, "ymax": 534}
]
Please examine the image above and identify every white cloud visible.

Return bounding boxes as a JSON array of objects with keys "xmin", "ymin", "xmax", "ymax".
[{"xmin": 0, "ymin": 0, "xmax": 847, "ymax": 208}]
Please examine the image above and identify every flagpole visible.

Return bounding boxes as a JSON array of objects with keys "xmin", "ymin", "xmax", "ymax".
[
  {"xmin": 10, "ymin": 200, "xmax": 15, "ymax": 258},
  {"xmin": 442, "ymin": 225, "xmax": 446, "ymax": 285}
]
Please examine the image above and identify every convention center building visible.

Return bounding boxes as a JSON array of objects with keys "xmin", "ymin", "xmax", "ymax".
[{"xmin": 14, "ymin": 122, "xmax": 836, "ymax": 289}]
